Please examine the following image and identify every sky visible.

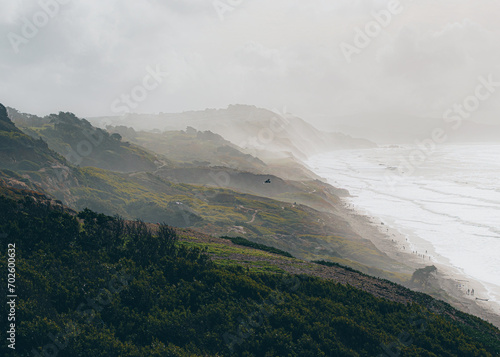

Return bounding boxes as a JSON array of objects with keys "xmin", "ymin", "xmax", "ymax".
[{"xmin": 1, "ymin": 0, "xmax": 499, "ymax": 127}]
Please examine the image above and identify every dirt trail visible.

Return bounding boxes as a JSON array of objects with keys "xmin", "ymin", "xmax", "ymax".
[
  {"xmin": 238, "ymin": 205, "xmax": 259, "ymax": 224},
  {"xmin": 246, "ymin": 210, "xmax": 258, "ymax": 223}
]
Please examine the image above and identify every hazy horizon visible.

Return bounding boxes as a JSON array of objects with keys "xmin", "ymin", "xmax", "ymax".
[
  {"xmin": 1, "ymin": 0, "xmax": 499, "ymax": 131},
  {"xmin": 2, "ymin": 2, "xmax": 500, "ymax": 343}
]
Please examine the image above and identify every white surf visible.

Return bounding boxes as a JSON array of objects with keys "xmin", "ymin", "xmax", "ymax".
[{"xmin": 307, "ymin": 143, "xmax": 500, "ymax": 312}]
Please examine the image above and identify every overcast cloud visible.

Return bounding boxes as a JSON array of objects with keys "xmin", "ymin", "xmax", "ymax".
[{"xmin": 1, "ymin": 0, "xmax": 499, "ymax": 126}]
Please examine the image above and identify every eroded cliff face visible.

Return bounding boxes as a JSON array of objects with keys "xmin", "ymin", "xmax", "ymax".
[
  {"xmin": 0, "ymin": 102, "xmax": 80, "ymax": 204},
  {"xmin": 90, "ymin": 104, "xmax": 376, "ymax": 161}
]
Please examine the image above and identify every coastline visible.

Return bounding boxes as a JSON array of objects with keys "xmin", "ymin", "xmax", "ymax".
[{"xmin": 335, "ymin": 199, "xmax": 500, "ymax": 328}]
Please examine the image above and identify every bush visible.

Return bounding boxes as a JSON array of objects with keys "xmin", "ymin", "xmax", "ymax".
[{"xmin": 220, "ymin": 236, "xmax": 293, "ymax": 258}]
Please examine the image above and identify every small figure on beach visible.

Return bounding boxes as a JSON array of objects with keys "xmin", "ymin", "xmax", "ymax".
[
  {"xmin": 467, "ymin": 289, "xmax": 470, "ymax": 295},
  {"xmin": 471, "ymin": 289, "xmax": 474, "ymax": 296}
]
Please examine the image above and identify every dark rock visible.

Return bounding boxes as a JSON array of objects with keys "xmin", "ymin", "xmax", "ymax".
[{"xmin": 0, "ymin": 103, "xmax": 8, "ymax": 120}]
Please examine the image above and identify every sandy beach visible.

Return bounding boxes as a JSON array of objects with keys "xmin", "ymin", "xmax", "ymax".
[{"xmin": 336, "ymin": 201, "xmax": 500, "ymax": 329}]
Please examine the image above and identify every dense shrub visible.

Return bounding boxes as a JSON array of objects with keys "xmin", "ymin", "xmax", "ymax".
[{"xmin": 0, "ymin": 195, "xmax": 499, "ymax": 356}]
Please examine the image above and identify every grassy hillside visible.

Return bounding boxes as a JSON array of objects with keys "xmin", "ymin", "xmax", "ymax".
[
  {"xmin": 109, "ymin": 125, "xmax": 267, "ymax": 173},
  {"xmin": 155, "ymin": 166, "xmax": 347, "ymax": 212},
  {"xmin": 1, "ymin": 194, "xmax": 499, "ymax": 356},
  {"xmin": 8, "ymin": 108, "xmax": 161, "ymax": 173},
  {"xmin": 0, "ymin": 105, "xmax": 402, "ymax": 279},
  {"xmin": 0, "ymin": 104, "xmax": 66, "ymax": 172},
  {"xmin": 91, "ymin": 104, "xmax": 376, "ymax": 160},
  {"xmin": 65, "ymin": 167, "xmax": 406, "ymax": 280},
  {"xmin": 0, "ymin": 103, "xmax": 80, "ymax": 200}
]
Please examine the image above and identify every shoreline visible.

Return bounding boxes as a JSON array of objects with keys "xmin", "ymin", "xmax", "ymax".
[{"xmin": 336, "ymin": 199, "xmax": 500, "ymax": 328}]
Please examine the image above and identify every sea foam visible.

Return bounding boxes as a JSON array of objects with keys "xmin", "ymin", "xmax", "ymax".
[{"xmin": 307, "ymin": 143, "xmax": 500, "ymax": 306}]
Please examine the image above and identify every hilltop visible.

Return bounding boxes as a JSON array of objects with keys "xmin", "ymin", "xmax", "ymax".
[
  {"xmin": 0, "ymin": 104, "xmax": 66, "ymax": 172},
  {"xmin": 108, "ymin": 125, "xmax": 267, "ymax": 174},
  {"xmin": 8, "ymin": 107, "xmax": 161, "ymax": 173},
  {"xmin": 91, "ymin": 104, "xmax": 375, "ymax": 161}
]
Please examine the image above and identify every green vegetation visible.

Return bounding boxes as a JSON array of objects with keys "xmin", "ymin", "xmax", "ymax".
[
  {"xmin": 23, "ymin": 165, "xmax": 393, "ymax": 279},
  {"xmin": 1, "ymin": 195, "xmax": 499, "ymax": 356},
  {"xmin": 0, "ymin": 104, "xmax": 65, "ymax": 171},
  {"xmin": 110, "ymin": 125, "xmax": 266, "ymax": 172},
  {"xmin": 13, "ymin": 110, "xmax": 159, "ymax": 173},
  {"xmin": 1, "ymin": 105, "xmax": 401, "ymax": 278},
  {"xmin": 1, "ymin": 106, "xmax": 401, "ymax": 278},
  {"xmin": 313, "ymin": 260, "xmax": 359, "ymax": 273},
  {"xmin": 220, "ymin": 236, "xmax": 294, "ymax": 258}
]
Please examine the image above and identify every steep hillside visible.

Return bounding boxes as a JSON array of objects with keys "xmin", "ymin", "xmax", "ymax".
[
  {"xmin": 65, "ymin": 167, "xmax": 406, "ymax": 279},
  {"xmin": 1, "ymin": 195, "xmax": 499, "ymax": 356},
  {"xmin": 0, "ymin": 104, "xmax": 65, "ymax": 171},
  {"xmin": 155, "ymin": 166, "xmax": 347, "ymax": 212},
  {"xmin": 108, "ymin": 123, "xmax": 324, "ymax": 182},
  {"xmin": 0, "ymin": 103, "xmax": 80, "ymax": 200},
  {"xmin": 0, "ymin": 105, "xmax": 402, "ymax": 278},
  {"xmin": 8, "ymin": 108, "xmax": 161, "ymax": 173},
  {"xmin": 91, "ymin": 104, "xmax": 376, "ymax": 160},
  {"xmin": 109, "ymin": 125, "xmax": 267, "ymax": 173}
]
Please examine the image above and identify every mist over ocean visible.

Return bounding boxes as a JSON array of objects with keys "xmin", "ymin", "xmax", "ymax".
[{"xmin": 307, "ymin": 143, "xmax": 500, "ymax": 305}]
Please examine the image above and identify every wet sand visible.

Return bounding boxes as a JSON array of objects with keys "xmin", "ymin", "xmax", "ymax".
[{"xmin": 336, "ymin": 201, "xmax": 500, "ymax": 329}]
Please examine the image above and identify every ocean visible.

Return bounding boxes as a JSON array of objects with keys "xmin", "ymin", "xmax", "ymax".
[{"xmin": 306, "ymin": 143, "xmax": 500, "ymax": 308}]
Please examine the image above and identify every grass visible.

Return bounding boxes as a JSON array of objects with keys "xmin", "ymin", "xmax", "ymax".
[{"xmin": 219, "ymin": 236, "xmax": 293, "ymax": 258}]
